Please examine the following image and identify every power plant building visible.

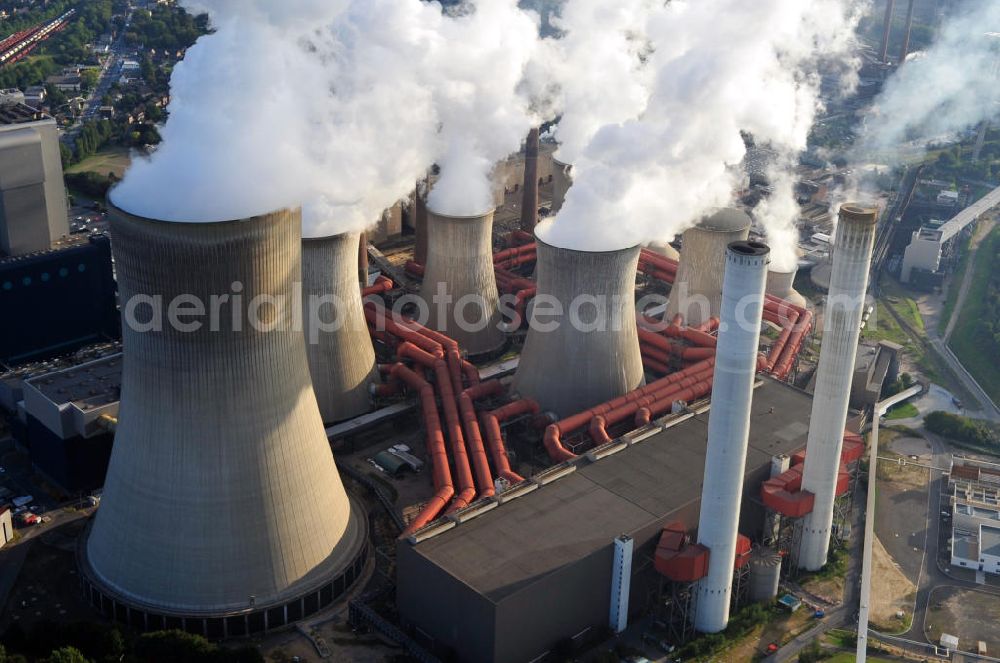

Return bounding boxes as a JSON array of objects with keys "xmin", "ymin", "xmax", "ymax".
[
  {"xmin": 397, "ymin": 378, "xmax": 816, "ymax": 663},
  {"xmin": 0, "ymin": 102, "xmax": 68, "ymax": 257}
]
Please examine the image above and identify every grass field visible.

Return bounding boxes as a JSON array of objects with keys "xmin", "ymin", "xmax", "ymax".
[
  {"xmin": 885, "ymin": 402, "xmax": 919, "ymax": 420},
  {"xmin": 948, "ymin": 226, "xmax": 1000, "ymax": 405},
  {"xmin": 939, "ymin": 231, "xmax": 973, "ymax": 335},
  {"xmin": 65, "ymin": 146, "xmax": 132, "ymax": 179},
  {"xmin": 825, "ymin": 654, "xmax": 896, "ymax": 663},
  {"xmin": 881, "ymin": 279, "xmax": 925, "ymax": 333}
]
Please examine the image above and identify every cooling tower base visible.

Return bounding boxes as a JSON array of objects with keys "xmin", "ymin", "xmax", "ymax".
[{"xmin": 77, "ymin": 495, "xmax": 369, "ymax": 637}]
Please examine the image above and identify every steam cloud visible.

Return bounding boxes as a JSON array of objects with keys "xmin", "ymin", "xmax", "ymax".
[
  {"xmin": 537, "ymin": 0, "xmax": 861, "ymax": 256},
  {"xmin": 112, "ymin": 0, "xmax": 541, "ymax": 232},
  {"xmin": 858, "ymin": 1, "xmax": 1000, "ymax": 158}
]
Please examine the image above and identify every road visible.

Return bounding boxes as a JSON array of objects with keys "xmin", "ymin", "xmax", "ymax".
[
  {"xmin": 61, "ymin": 11, "xmax": 131, "ymax": 144},
  {"xmin": 857, "ymin": 386, "xmax": 922, "ymax": 662}
]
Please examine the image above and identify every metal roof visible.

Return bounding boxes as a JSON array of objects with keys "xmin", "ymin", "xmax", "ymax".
[{"xmin": 410, "ymin": 378, "xmax": 815, "ymax": 602}]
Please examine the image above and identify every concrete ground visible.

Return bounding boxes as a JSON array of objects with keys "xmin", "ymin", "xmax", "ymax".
[
  {"xmin": 887, "ymin": 436, "xmax": 933, "ymax": 460},
  {"xmin": 874, "ymin": 452, "xmax": 930, "ymax": 585},
  {"xmin": 924, "ymin": 585, "xmax": 1000, "ymax": 654}
]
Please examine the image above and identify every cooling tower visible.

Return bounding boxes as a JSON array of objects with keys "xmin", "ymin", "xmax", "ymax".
[
  {"xmin": 83, "ymin": 205, "xmax": 365, "ymax": 631},
  {"xmin": 798, "ymin": 204, "xmax": 877, "ymax": 571},
  {"xmin": 667, "ymin": 209, "xmax": 751, "ymax": 327},
  {"xmin": 647, "ymin": 239, "xmax": 680, "ymax": 261},
  {"xmin": 551, "ymin": 157, "xmax": 572, "ymax": 214},
  {"xmin": 766, "ymin": 267, "xmax": 807, "ymax": 310},
  {"xmin": 302, "ymin": 232, "xmax": 378, "ymax": 423},
  {"xmin": 694, "ymin": 241, "xmax": 770, "ymax": 634},
  {"xmin": 420, "ymin": 206, "xmax": 505, "ymax": 356},
  {"xmin": 513, "ymin": 235, "xmax": 644, "ymax": 418}
]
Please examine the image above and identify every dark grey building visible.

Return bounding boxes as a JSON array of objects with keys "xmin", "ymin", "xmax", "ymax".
[
  {"xmin": 397, "ymin": 378, "xmax": 816, "ymax": 663},
  {"xmin": 0, "ymin": 102, "xmax": 69, "ymax": 257}
]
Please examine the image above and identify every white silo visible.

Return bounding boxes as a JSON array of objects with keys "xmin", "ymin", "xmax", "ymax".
[
  {"xmin": 798, "ymin": 204, "xmax": 878, "ymax": 571},
  {"xmin": 302, "ymin": 232, "xmax": 378, "ymax": 423},
  {"xmin": 419, "ymin": 206, "xmax": 505, "ymax": 356},
  {"xmin": 83, "ymin": 205, "xmax": 364, "ymax": 631},
  {"xmin": 667, "ymin": 209, "xmax": 752, "ymax": 327},
  {"xmin": 693, "ymin": 241, "xmax": 770, "ymax": 633},
  {"xmin": 513, "ymin": 227, "xmax": 644, "ymax": 418}
]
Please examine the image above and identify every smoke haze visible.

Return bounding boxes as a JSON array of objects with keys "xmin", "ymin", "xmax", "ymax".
[
  {"xmin": 859, "ymin": 1, "xmax": 1000, "ymax": 158},
  {"xmin": 538, "ymin": 0, "xmax": 861, "ymax": 254}
]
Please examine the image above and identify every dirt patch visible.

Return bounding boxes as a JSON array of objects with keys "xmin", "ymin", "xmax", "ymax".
[
  {"xmin": 721, "ymin": 609, "xmax": 816, "ymax": 662},
  {"xmin": 870, "ymin": 537, "xmax": 915, "ymax": 632},
  {"xmin": 876, "ymin": 450, "xmax": 929, "ymax": 491},
  {"xmin": 800, "ymin": 575, "xmax": 845, "ymax": 605},
  {"xmin": 925, "ymin": 585, "xmax": 1000, "ymax": 654}
]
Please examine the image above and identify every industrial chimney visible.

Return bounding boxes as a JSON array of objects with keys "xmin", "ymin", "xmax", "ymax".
[
  {"xmin": 765, "ymin": 266, "xmax": 808, "ymax": 310},
  {"xmin": 899, "ymin": 0, "xmax": 916, "ymax": 64},
  {"xmin": 693, "ymin": 240, "xmax": 770, "ymax": 634},
  {"xmin": 879, "ymin": 0, "xmax": 896, "ymax": 64},
  {"xmin": 302, "ymin": 231, "xmax": 379, "ymax": 423},
  {"xmin": 550, "ymin": 157, "xmax": 572, "ymax": 214},
  {"xmin": 420, "ymin": 206, "xmax": 505, "ymax": 356},
  {"xmin": 798, "ymin": 204, "xmax": 878, "ymax": 571},
  {"xmin": 667, "ymin": 209, "xmax": 751, "ymax": 327},
  {"xmin": 84, "ymin": 206, "xmax": 363, "ymax": 625},
  {"xmin": 513, "ymin": 231, "xmax": 644, "ymax": 418},
  {"xmin": 520, "ymin": 128, "xmax": 540, "ymax": 232}
]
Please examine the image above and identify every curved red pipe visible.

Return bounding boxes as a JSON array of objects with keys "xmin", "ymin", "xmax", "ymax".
[
  {"xmin": 396, "ymin": 342, "xmax": 476, "ymax": 513},
  {"xmin": 481, "ymin": 400, "xmax": 533, "ymax": 483},
  {"xmin": 361, "ymin": 275, "xmax": 394, "ymax": 297},
  {"xmin": 458, "ymin": 380, "xmax": 502, "ymax": 499},
  {"xmin": 394, "ymin": 363, "xmax": 455, "ymax": 537}
]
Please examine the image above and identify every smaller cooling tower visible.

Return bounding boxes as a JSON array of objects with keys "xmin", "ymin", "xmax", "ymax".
[
  {"xmin": 302, "ymin": 232, "xmax": 379, "ymax": 423},
  {"xmin": 513, "ymin": 234, "xmax": 644, "ymax": 418},
  {"xmin": 667, "ymin": 209, "xmax": 751, "ymax": 327},
  {"xmin": 82, "ymin": 205, "xmax": 365, "ymax": 633},
  {"xmin": 647, "ymin": 239, "xmax": 680, "ymax": 261},
  {"xmin": 766, "ymin": 267, "xmax": 807, "ymax": 310},
  {"xmin": 420, "ymin": 206, "xmax": 505, "ymax": 356},
  {"xmin": 748, "ymin": 549, "xmax": 783, "ymax": 602},
  {"xmin": 551, "ymin": 157, "xmax": 572, "ymax": 214}
]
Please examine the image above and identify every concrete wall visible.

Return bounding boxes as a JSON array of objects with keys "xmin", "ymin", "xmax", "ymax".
[
  {"xmin": 396, "ymin": 541, "xmax": 497, "ymax": 663},
  {"xmin": 0, "ymin": 120, "xmax": 67, "ymax": 256}
]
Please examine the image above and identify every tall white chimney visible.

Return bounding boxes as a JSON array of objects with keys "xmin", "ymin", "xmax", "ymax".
[{"xmin": 798, "ymin": 204, "xmax": 878, "ymax": 571}]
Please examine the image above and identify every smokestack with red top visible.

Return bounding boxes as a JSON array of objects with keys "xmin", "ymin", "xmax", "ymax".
[{"xmin": 520, "ymin": 128, "xmax": 540, "ymax": 232}]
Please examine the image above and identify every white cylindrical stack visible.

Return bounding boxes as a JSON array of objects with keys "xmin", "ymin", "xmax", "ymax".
[
  {"xmin": 87, "ymin": 205, "xmax": 360, "ymax": 617},
  {"xmin": 420, "ymin": 206, "xmax": 504, "ymax": 356},
  {"xmin": 798, "ymin": 204, "xmax": 878, "ymax": 571},
  {"xmin": 513, "ymin": 233, "xmax": 644, "ymax": 419},
  {"xmin": 302, "ymin": 232, "xmax": 378, "ymax": 423},
  {"xmin": 694, "ymin": 240, "xmax": 770, "ymax": 634}
]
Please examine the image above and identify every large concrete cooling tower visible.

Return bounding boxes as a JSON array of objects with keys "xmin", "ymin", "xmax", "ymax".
[
  {"xmin": 302, "ymin": 232, "xmax": 378, "ymax": 423},
  {"xmin": 798, "ymin": 204, "xmax": 877, "ymax": 571},
  {"xmin": 513, "ymin": 235, "xmax": 644, "ymax": 418},
  {"xmin": 551, "ymin": 157, "xmax": 572, "ymax": 214},
  {"xmin": 766, "ymin": 267, "xmax": 807, "ymax": 310},
  {"xmin": 694, "ymin": 241, "xmax": 770, "ymax": 634},
  {"xmin": 420, "ymin": 206, "xmax": 504, "ymax": 356},
  {"xmin": 82, "ymin": 206, "xmax": 366, "ymax": 634},
  {"xmin": 667, "ymin": 209, "xmax": 751, "ymax": 327}
]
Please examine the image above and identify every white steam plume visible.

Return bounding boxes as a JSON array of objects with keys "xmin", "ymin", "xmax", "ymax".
[
  {"xmin": 527, "ymin": 0, "xmax": 655, "ymax": 165},
  {"xmin": 424, "ymin": 0, "xmax": 541, "ymax": 217},
  {"xmin": 753, "ymin": 167, "xmax": 801, "ymax": 271},
  {"xmin": 858, "ymin": 1, "xmax": 1000, "ymax": 159},
  {"xmin": 111, "ymin": 0, "xmax": 540, "ymax": 233},
  {"xmin": 538, "ymin": 0, "xmax": 861, "ymax": 253}
]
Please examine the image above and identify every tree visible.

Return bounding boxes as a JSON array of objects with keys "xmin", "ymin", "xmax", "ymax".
[{"xmin": 43, "ymin": 648, "xmax": 91, "ymax": 663}]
